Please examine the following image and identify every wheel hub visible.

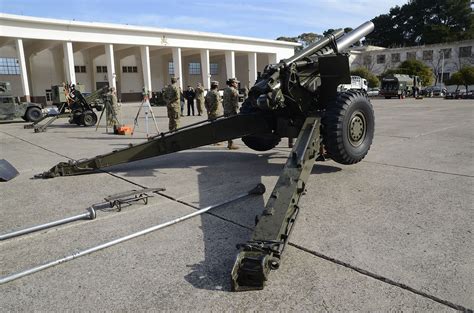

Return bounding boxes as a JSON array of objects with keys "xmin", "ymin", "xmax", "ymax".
[{"xmin": 348, "ymin": 111, "xmax": 366, "ymax": 147}]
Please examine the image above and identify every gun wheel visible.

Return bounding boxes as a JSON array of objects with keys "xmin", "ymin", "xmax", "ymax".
[
  {"xmin": 323, "ymin": 91, "xmax": 374, "ymax": 165},
  {"xmin": 81, "ymin": 110, "xmax": 98, "ymax": 126}
]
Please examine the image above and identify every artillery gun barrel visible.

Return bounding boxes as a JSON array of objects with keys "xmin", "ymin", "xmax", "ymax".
[
  {"xmin": 283, "ymin": 21, "xmax": 374, "ymax": 65},
  {"xmin": 284, "ymin": 29, "xmax": 344, "ymax": 65},
  {"xmin": 335, "ymin": 21, "xmax": 374, "ymax": 52}
]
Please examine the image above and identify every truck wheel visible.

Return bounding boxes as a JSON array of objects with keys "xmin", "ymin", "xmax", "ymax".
[
  {"xmin": 322, "ymin": 91, "xmax": 374, "ymax": 165},
  {"xmin": 25, "ymin": 107, "xmax": 42, "ymax": 122},
  {"xmin": 81, "ymin": 110, "xmax": 98, "ymax": 126},
  {"xmin": 242, "ymin": 133, "xmax": 281, "ymax": 151}
]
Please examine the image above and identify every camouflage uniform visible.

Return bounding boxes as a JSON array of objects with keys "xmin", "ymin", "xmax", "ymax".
[
  {"xmin": 205, "ymin": 89, "xmax": 221, "ymax": 120},
  {"xmin": 195, "ymin": 85, "xmax": 205, "ymax": 116},
  {"xmin": 106, "ymin": 89, "xmax": 120, "ymax": 127},
  {"xmin": 164, "ymin": 83, "xmax": 181, "ymax": 131},
  {"xmin": 223, "ymin": 86, "xmax": 239, "ymax": 116},
  {"xmin": 223, "ymin": 81, "xmax": 240, "ymax": 149}
]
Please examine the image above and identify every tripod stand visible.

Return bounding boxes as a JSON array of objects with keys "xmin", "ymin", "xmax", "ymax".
[
  {"xmin": 131, "ymin": 97, "xmax": 159, "ymax": 137},
  {"xmin": 96, "ymin": 97, "xmax": 120, "ymax": 133}
]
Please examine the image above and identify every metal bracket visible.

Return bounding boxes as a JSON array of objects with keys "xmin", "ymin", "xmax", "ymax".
[{"xmin": 104, "ymin": 187, "xmax": 165, "ymax": 211}]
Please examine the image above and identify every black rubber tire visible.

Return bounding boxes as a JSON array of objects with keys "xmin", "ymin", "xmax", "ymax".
[
  {"xmin": 25, "ymin": 107, "xmax": 42, "ymax": 122},
  {"xmin": 242, "ymin": 133, "xmax": 281, "ymax": 151},
  {"xmin": 322, "ymin": 91, "xmax": 374, "ymax": 165},
  {"xmin": 80, "ymin": 110, "xmax": 98, "ymax": 126}
]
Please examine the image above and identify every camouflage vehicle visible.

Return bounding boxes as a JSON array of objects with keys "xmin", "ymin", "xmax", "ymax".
[{"xmin": 0, "ymin": 81, "xmax": 44, "ymax": 122}]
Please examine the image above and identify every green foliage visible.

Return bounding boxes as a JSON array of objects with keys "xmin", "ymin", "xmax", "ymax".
[
  {"xmin": 446, "ymin": 72, "xmax": 464, "ymax": 86},
  {"xmin": 351, "ymin": 67, "xmax": 380, "ymax": 88},
  {"xmin": 365, "ymin": 0, "xmax": 474, "ymax": 47},
  {"xmin": 446, "ymin": 66, "xmax": 474, "ymax": 89},
  {"xmin": 383, "ymin": 60, "xmax": 434, "ymax": 86}
]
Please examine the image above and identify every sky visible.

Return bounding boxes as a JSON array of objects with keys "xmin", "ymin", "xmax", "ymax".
[{"xmin": 0, "ymin": 0, "xmax": 409, "ymax": 39}]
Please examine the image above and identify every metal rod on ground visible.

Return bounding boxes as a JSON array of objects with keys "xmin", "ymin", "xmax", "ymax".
[
  {"xmin": 0, "ymin": 183, "xmax": 265, "ymax": 285},
  {"xmin": 0, "ymin": 207, "xmax": 96, "ymax": 241}
]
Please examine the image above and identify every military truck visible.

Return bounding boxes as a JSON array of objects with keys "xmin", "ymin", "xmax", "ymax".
[
  {"xmin": 380, "ymin": 74, "xmax": 421, "ymax": 99},
  {"xmin": 0, "ymin": 81, "xmax": 44, "ymax": 122}
]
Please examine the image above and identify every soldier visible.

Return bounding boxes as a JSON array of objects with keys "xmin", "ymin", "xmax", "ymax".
[
  {"xmin": 223, "ymin": 78, "xmax": 240, "ymax": 149},
  {"xmin": 205, "ymin": 81, "xmax": 221, "ymax": 120},
  {"xmin": 164, "ymin": 77, "xmax": 181, "ymax": 131},
  {"xmin": 106, "ymin": 87, "xmax": 120, "ymax": 130},
  {"xmin": 195, "ymin": 83, "xmax": 205, "ymax": 116}
]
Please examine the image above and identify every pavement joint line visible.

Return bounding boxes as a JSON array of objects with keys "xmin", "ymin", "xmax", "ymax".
[
  {"xmin": 3, "ymin": 129, "xmax": 472, "ymax": 309},
  {"xmin": 289, "ymin": 242, "xmax": 472, "ymax": 313},
  {"xmin": 0, "ymin": 130, "xmax": 72, "ymax": 159},
  {"xmin": 103, "ymin": 168, "xmax": 474, "ymax": 313},
  {"xmin": 363, "ymin": 160, "xmax": 474, "ymax": 178}
]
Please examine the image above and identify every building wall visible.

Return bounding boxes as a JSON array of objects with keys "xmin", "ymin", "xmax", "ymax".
[
  {"xmin": 350, "ymin": 40, "xmax": 474, "ymax": 84},
  {"xmin": 235, "ymin": 55, "xmax": 249, "ymax": 88}
]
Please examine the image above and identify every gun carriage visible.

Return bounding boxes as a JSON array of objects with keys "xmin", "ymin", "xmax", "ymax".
[{"xmin": 36, "ymin": 22, "xmax": 375, "ymax": 291}]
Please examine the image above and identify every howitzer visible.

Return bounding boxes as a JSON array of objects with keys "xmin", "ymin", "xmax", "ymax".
[{"xmin": 36, "ymin": 22, "xmax": 375, "ymax": 291}]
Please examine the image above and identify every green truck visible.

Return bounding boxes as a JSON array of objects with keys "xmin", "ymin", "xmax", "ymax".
[
  {"xmin": 380, "ymin": 74, "xmax": 422, "ymax": 99},
  {"xmin": 0, "ymin": 81, "xmax": 44, "ymax": 122}
]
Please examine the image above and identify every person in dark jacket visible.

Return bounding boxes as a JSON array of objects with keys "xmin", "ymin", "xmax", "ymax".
[{"xmin": 184, "ymin": 85, "xmax": 196, "ymax": 116}]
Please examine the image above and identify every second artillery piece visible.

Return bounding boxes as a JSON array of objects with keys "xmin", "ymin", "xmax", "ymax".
[
  {"xmin": 36, "ymin": 22, "xmax": 376, "ymax": 291},
  {"xmin": 25, "ymin": 83, "xmax": 106, "ymax": 132}
]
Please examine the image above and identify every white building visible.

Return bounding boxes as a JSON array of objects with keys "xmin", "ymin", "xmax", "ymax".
[
  {"xmin": 0, "ymin": 13, "xmax": 298, "ymax": 103},
  {"xmin": 349, "ymin": 40, "xmax": 474, "ymax": 84}
]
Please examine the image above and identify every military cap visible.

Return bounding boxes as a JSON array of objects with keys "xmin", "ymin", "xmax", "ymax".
[
  {"xmin": 171, "ymin": 77, "xmax": 178, "ymax": 83},
  {"xmin": 211, "ymin": 80, "xmax": 219, "ymax": 86},
  {"xmin": 228, "ymin": 78, "xmax": 240, "ymax": 84}
]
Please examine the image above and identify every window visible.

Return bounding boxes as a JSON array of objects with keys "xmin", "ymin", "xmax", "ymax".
[
  {"xmin": 0, "ymin": 57, "xmax": 20, "ymax": 75},
  {"xmin": 210, "ymin": 63, "xmax": 219, "ymax": 75},
  {"xmin": 406, "ymin": 52, "xmax": 417, "ymax": 60},
  {"xmin": 96, "ymin": 66, "xmax": 107, "ymax": 73},
  {"xmin": 459, "ymin": 46, "xmax": 472, "ymax": 58},
  {"xmin": 391, "ymin": 53, "xmax": 400, "ymax": 63},
  {"xmin": 189, "ymin": 62, "xmax": 201, "ymax": 75},
  {"xmin": 122, "ymin": 66, "xmax": 138, "ymax": 73},
  {"xmin": 440, "ymin": 48, "xmax": 451, "ymax": 59},
  {"xmin": 422, "ymin": 50, "xmax": 433, "ymax": 61},
  {"xmin": 376, "ymin": 55, "xmax": 386, "ymax": 64},
  {"xmin": 45, "ymin": 89, "xmax": 52, "ymax": 102},
  {"xmin": 74, "ymin": 65, "xmax": 86, "ymax": 73},
  {"xmin": 363, "ymin": 55, "xmax": 372, "ymax": 66},
  {"xmin": 437, "ymin": 72, "xmax": 450, "ymax": 82},
  {"xmin": 168, "ymin": 62, "xmax": 174, "ymax": 75}
]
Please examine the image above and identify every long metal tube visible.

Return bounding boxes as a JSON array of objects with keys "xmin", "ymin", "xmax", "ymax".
[
  {"xmin": 0, "ymin": 183, "xmax": 265, "ymax": 285},
  {"xmin": 0, "ymin": 207, "xmax": 96, "ymax": 241},
  {"xmin": 335, "ymin": 21, "xmax": 375, "ymax": 52},
  {"xmin": 284, "ymin": 29, "xmax": 345, "ymax": 65}
]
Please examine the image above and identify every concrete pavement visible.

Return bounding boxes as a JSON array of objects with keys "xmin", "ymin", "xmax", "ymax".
[{"xmin": 0, "ymin": 97, "xmax": 472, "ymax": 311}]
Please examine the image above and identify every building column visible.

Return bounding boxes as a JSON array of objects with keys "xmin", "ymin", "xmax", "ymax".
[
  {"xmin": 15, "ymin": 39, "xmax": 30, "ymax": 101},
  {"xmin": 140, "ymin": 46, "xmax": 152, "ymax": 92},
  {"xmin": 172, "ymin": 47, "xmax": 183, "ymax": 90},
  {"xmin": 268, "ymin": 53, "xmax": 277, "ymax": 65},
  {"xmin": 225, "ymin": 50, "xmax": 235, "ymax": 79},
  {"xmin": 248, "ymin": 52, "xmax": 257, "ymax": 87},
  {"xmin": 200, "ymin": 49, "xmax": 211, "ymax": 90},
  {"xmin": 105, "ymin": 44, "xmax": 117, "ymax": 90},
  {"xmin": 63, "ymin": 42, "xmax": 76, "ymax": 85}
]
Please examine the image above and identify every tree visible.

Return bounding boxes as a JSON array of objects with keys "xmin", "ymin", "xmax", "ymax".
[
  {"xmin": 365, "ymin": 0, "xmax": 474, "ymax": 47},
  {"xmin": 351, "ymin": 67, "xmax": 380, "ymax": 88},
  {"xmin": 447, "ymin": 66, "xmax": 474, "ymax": 90},
  {"xmin": 388, "ymin": 59, "xmax": 434, "ymax": 86}
]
